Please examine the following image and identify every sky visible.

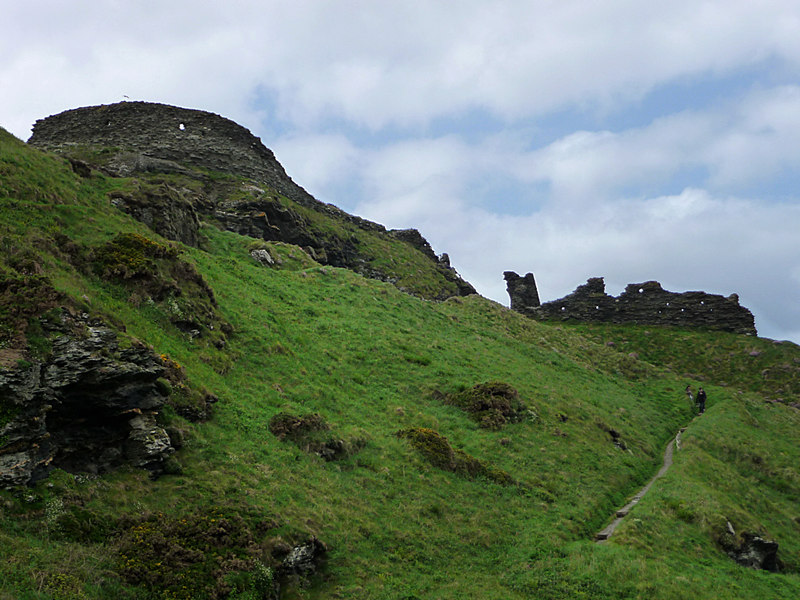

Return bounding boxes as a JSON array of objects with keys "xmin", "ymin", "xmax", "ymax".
[{"xmin": 2, "ymin": 0, "xmax": 800, "ymax": 343}]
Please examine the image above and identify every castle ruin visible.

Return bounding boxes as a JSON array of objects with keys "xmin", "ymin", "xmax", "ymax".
[{"xmin": 504, "ymin": 272, "xmax": 757, "ymax": 335}]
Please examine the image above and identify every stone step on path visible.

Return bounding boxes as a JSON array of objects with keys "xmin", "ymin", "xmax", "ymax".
[{"xmin": 595, "ymin": 427, "xmax": 686, "ymax": 543}]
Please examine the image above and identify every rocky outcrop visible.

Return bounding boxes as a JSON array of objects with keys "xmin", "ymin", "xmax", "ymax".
[
  {"xmin": 0, "ymin": 309, "xmax": 174, "ymax": 488},
  {"xmin": 504, "ymin": 271, "xmax": 540, "ymax": 313},
  {"xmin": 728, "ymin": 533, "xmax": 781, "ymax": 571},
  {"xmin": 214, "ymin": 194, "xmax": 358, "ymax": 267},
  {"xmin": 277, "ymin": 537, "xmax": 328, "ymax": 579},
  {"xmin": 505, "ymin": 273, "xmax": 756, "ymax": 335},
  {"xmin": 29, "ymin": 102, "xmax": 475, "ymax": 300},
  {"xmin": 28, "ymin": 101, "xmax": 313, "ymax": 207},
  {"xmin": 718, "ymin": 523, "xmax": 782, "ymax": 572},
  {"xmin": 108, "ymin": 183, "xmax": 202, "ymax": 248}
]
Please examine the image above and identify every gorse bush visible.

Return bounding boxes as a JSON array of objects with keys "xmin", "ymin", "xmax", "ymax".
[
  {"xmin": 92, "ymin": 232, "xmax": 179, "ymax": 280},
  {"xmin": 116, "ymin": 508, "xmax": 278, "ymax": 600}
]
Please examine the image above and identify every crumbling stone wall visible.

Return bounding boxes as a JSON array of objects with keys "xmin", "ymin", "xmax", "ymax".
[
  {"xmin": 504, "ymin": 271, "xmax": 540, "ymax": 313},
  {"xmin": 504, "ymin": 272, "xmax": 757, "ymax": 335},
  {"xmin": 28, "ymin": 101, "xmax": 321, "ymax": 209}
]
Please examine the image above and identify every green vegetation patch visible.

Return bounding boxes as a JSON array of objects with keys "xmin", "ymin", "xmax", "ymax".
[
  {"xmin": 247, "ymin": 240, "xmax": 319, "ymax": 271},
  {"xmin": 116, "ymin": 508, "xmax": 279, "ymax": 600},
  {"xmin": 445, "ymin": 381, "xmax": 532, "ymax": 430},
  {"xmin": 92, "ymin": 231, "xmax": 180, "ymax": 280},
  {"xmin": 570, "ymin": 322, "xmax": 800, "ymax": 401},
  {"xmin": 0, "ymin": 273, "xmax": 63, "ymax": 349},
  {"xmin": 397, "ymin": 427, "xmax": 515, "ymax": 485},
  {"xmin": 5, "ymin": 121, "xmax": 800, "ymax": 599},
  {"xmin": 90, "ymin": 232, "xmax": 232, "ymax": 348},
  {"xmin": 269, "ymin": 412, "xmax": 363, "ymax": 461}
]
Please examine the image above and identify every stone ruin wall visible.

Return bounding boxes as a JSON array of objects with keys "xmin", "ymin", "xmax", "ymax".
[
  {"xmin": 28, "ymin": 101, "xmax": 319, "ymax": 209},
  {"xmin": 504, "ymin": 272, "xmax": 757, "ymax": 335},
  {"xmin": 27, "ymin": 102, "xmax": 401, "ymax": 234}
]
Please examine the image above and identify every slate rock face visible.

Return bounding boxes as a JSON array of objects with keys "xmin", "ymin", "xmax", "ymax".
[
  {"xmin": 504, "ymin": 271, "xmax": 540, "ymax": 312},
  {"xmin": 278, "ymin": 537, "xmax": 327, "ymax": 578},
  {"xmin": 29, "ymin": 101, "xmax": 476, "ymax": 300},
  {"xmin": 504, "ymin": 272, "xmax": 756, "ymax": 335},
  {"xmin": 730, "ymin": 533, "xmax": 781, "ymax": 571},
  {"xmin": 0, "ymin": 310, "xmax": 174, "ymax": 487},
  {"xmin": 108, "ymin": 183, "xmax": 202, "ymax": 248},
  {"xmin": 29, "ymin": 101, "xmax": 307, "ymax": 205},
  {"xmin": 720, "ymin": 530, "xmax": 782, "ymax": 572}
]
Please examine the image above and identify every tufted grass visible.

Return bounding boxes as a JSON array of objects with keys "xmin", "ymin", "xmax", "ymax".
[{"xmin": 1, "ymin": 126, "xmax": 800, "ymax": 598}]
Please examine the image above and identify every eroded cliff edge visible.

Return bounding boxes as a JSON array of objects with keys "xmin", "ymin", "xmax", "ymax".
[{"xmin": 28, "ymin": 101, "xmax": 475, "ymax": 300}]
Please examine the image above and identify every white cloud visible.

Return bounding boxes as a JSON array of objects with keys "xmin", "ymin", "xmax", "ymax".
[
  {"xmin": 336, "ymin": 121, "xmax": 800, "ymax": 341},
  {"xmin": 514, "ymin": 86, "xmax": 800, "ymax": 202},
  {"xmin": 3, "ymin": 0, "xmax": 800, "ymax": 342},
  {"xmin": 6, "ymin": 1, "xmax": 800, "ymax": 137},
  {"xmin": 271, "ymin": 133, "xmax": 362, "ymax": 203}
]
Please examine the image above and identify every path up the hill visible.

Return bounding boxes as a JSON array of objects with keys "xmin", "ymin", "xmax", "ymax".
[{"xmin": 595, "ymin": 427, "xmax": 686, "ymax": 543}]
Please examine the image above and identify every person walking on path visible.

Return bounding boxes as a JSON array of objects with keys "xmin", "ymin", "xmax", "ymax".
[
  {"xmin": 685, "ymin": 385, "xmax": 694, "ymax": 403},
  {"xmin": 696, "ymin": 387, "xmax": 707, "ymax": 414}
]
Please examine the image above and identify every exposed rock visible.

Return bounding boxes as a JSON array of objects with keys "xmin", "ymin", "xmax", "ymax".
[
  {"xmin": 29, "ymin": 102, "xmax": 310, "ymax": 206},
  {"xmin": 214, "ymin": 195, "xmax": 356, "ymax": 267},
  {"xmin": 29, "ymin": 102, "xmax": 476, "ymax": 301},
  {"xmin": 108, "ymin": 183, "xmax": 202, "ymax": 248},
  {"xmin": 0, "ymin": 310, "xmax": 174, "ymax": 487},
  {"xmin": 125, "ymin": 414, "xmax": 174, "ymax": 470},
  {"xmin": 727, "ymin": 532, "xmax": 781, "ymax": 572},
  {"xmin": 278, "ymin": 536, "xmax": 327, "ymax": 578},
  {"xmin": 390, "ymin": 228, "xmax": 438, "ymax": 261},
  {"xmin": 68, "ymin": 157, "xmax": 92, "ymax": 178},
  {"xmin": 105, "ymin": 152, "xmax": 198, "ymax": 179},
  {"xmin": 504, "ymin": 271, "xmax": 540, "ymax": 312},
  {"xmin": 250, "ymin": 248, "xmax": 275, "ymax": 266},
  {"xmin": 504, "ymin": 272, "xmax": 757, "ymax": 335}
]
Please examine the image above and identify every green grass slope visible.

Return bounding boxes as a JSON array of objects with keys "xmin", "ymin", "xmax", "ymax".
[{"xmin": 1, "ymin": 127, "xmax": 799, "ymax": 599}]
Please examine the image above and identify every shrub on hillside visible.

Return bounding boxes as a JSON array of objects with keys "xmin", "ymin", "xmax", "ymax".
[
  {"xmin": 115, "ymin": 508, "xmax": 280, "ymax": 599},
  {"xmin": 396, "ymin": 427, "xmax": 514, "ymax": 485},
  {"xmin": 445, "ymin": 382, "xmax": 531, "ymax": 430},
  {"xmin": 269, "ymin": 412, "xmax": 363, "ymax": 461}
]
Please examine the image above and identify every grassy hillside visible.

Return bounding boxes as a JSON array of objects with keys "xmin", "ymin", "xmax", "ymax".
[{"xmin": 1, "ymin": 126, "xmax": 799, "ymax": 599}]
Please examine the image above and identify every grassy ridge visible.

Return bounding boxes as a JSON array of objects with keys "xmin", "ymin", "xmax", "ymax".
[{"xmin": 2, "ymin": 127, "xmax": 800, "ymax": 598}]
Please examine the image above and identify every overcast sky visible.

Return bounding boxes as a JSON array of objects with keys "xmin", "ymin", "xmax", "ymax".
[{"xmin": 3, "ymin": 1, "xmax": 800, "ymax": 343}]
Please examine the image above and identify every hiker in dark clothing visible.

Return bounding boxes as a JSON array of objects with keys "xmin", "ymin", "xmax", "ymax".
[{"xmin": 696, "ymin": 387, "xmax": 707, "ymax": 414}]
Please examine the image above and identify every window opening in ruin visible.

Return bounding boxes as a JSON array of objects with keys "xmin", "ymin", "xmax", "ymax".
[
  {"xmin": 639, "ymin": 288, "xmax": 644, "ymax": 293},
  {"xmin": 179, "ymin": 123, "xmax": 185, "ymax": 131},
  {"xmin": 561, "ymin": 306, "xmax": 566, "ymax": 311}
]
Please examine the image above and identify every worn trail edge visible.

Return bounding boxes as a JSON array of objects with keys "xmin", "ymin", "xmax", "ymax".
[{"xmin": 595, "ymin": 428, "xmax": 686, "ymax": 543}]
